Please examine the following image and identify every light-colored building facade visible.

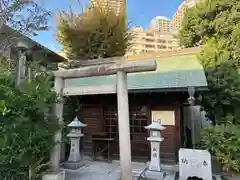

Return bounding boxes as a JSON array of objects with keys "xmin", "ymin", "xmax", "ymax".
[
  {"xmin": 127, "ymin": 27, "xmax": 179, "ymax": 55},
  {"xmin": 128, "ymin": 0, "xmax": 201, "ymax": 55},
  {"xmin": 148, "ymin": 16, "xmax": 172, "ymax": 33},
  {"xmin": 150, "ymin": 0, "xmax": 201, "ymax": 32},
  {"xmin": 172, "ymin": 0, "xmax": 201, "ymax": 31},
  {"xmin": 90, "ymin": 0, "xmax": 125, "ymax": 16}
]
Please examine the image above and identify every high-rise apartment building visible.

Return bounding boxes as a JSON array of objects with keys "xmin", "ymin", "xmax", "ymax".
[
  {"xmin": 149, "ymin": 0, "xmax": 201, "ymax": 32},
  {"xmin": 90, "ymin": 0, "xmax": 125, "ymax": 16},
  {"xmin": 148, "ymin": 16, "xmax": 172, "ymax": 33},
  {"xmin": 172, "ymin": 0, "xmax": 201, "ymax": 31},
  {"xmin": 128, "ymin": 0, "xmax": 202, "ymax": 55},
  {"xmin": 127, "ymin": 27, "xmax": 180, "ymax": 55}
]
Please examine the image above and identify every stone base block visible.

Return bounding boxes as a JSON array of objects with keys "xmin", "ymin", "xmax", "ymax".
[
  {"xmin": 145, "ymin": 170, "xmax": 166, "ymax": 180},
  {"xmin": 64, "ymin": 161, "xmax": 85, "ymax": 170},
  {"xmin": 42, "ymin": 170, "xmax": 65, "ymax": 180}
]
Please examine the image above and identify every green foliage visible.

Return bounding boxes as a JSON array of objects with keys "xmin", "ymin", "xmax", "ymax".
[
  {"xmin": 180, "ymin": 0, "xmax": 240, "ymax": 49},
  {"xmin": 0, "ymin": 72, "xmax": 59, "ymax": 180},
  {"xmin": 179, "ymin": 0, "xmax": 240, "ymax": 124},
  {"xmin": 199, "ymin": 62, "xmax": 240, "ymax": 124},
  {"xmin": 201, "ymin": 124, "xmax": 240, "ymax": 173},
  {"xmin": 3, "ymin": 0, "xmax": 52, "ymax": 36},
  {"xmin": 56, "ymin": 3, "xmax": 132, "ymax": 62}
]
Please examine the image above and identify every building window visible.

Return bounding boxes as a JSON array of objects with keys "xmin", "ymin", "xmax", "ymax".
[
  {"xmin": 157, "ymin": 39, "xmax": 166, "ymax": 43},
  {"xmin": 146, "ymin": 33, "xmax": 154, "ymax": 36},
  {"xmin": 145, "ymin": 44, "xmax": 155, "ymax": 48},
  {"xmin": 158, "ymin": 45, "xmax": 166, "ymax": 49},
  {"xmin": 145, "ymin": 39, "xmax": 154, "ymax": 42}
]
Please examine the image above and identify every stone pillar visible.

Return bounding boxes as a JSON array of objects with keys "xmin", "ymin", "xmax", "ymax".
[
  {"xmin": 149, "ymin": 141, "xmax": 162, "ymax": 171},
  {"xmin": 16, "ymin": 50, "xmax": 26, "ymax": 86},
  {"xmin": 68, "ymin": 138, "xmax": 81, "ymax": 162},
  {"xmin": 50, "ymin": 77, "xmax": 64, "ymax": 172},
  {"xmin": 116, "ymin": 71, "xmax": 132, "ymax": 180},
  {"xmin": 15, "ymin": 40, "xmax": 29, "ymax": 87}
]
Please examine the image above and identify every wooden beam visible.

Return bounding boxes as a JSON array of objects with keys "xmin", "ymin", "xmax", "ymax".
[
  {"xmin": 62, "ymin": 85, "xmax": 116, "ymax": 96},
  {"xmin": 54, "ymin": 60, "xmax": 157, "ymax": 78},
  {"xmin": 58, "ymin": 56, "xmax": 124, "ymax": 70}
]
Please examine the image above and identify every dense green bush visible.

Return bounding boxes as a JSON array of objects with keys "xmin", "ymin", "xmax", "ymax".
[
  {"xmin": 200, "ymin": 124, "xmax": 240, "ymax": 173},
  {"xmin": 0, "ymin": 72, "xmax": 59, "ymax": 180},
  {"xmin": 179, "ymin": 0, "xmax": 240, "ymax": 124}
]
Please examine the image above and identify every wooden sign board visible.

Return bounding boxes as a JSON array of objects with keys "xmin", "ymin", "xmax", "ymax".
[
  {"xmin": 151, "ymin": 111, "xmax": 175, "ymax": 126},
  {"xmin": 179, "ymin": 148, "xmax": 212, "ymax": 180}
]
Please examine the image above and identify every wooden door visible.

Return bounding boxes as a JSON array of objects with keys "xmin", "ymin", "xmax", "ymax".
[
  {"xmin": 81, "ymin": 104, "xmax": 104, "ymax": 156},
  {"xmin": 104, "ymin": 104, "xmax": 149, "ymax": 160},
  {"xmin": 129, "ymin": 106, "xmax": 149, "ymax": 160}
]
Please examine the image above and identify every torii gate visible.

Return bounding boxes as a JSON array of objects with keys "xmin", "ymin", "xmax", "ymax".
[{"xmin": 51, "ymin": 57, "xmax": 157, "ymax": 180}]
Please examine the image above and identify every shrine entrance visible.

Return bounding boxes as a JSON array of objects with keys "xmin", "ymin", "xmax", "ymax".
[
  {"xmin": 79, "ymin": 94, "xmax": 150, "ymax": 162},
  {"xmin": 79, "ymin": 92, "xmax": 182, "ymax": 163},
  {"xmin": 104, "ymin": 104, "xmax": 149, "ymax": 160}
]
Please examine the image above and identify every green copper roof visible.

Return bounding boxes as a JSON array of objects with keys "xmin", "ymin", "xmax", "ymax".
[{"xmin": 65, "ymin": 54, "xmax": 208, "ymax": 91}]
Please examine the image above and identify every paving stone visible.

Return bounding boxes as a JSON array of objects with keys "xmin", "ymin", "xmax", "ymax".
[{"xmin": 66, "ymin": 161, "xmax": 223, "ymax": 180}]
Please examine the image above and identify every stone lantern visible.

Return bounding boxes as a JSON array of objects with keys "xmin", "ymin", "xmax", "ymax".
[
  {"xmin": 64, "ymin": 116, "xmax": 87, "ymax": 170},
  {"xmin": 144, "ymin": 119, "xmax": 166, "ymax": 180}
]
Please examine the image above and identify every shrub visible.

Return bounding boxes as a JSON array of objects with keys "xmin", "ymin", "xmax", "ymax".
[
  {"xmin": 200, "ymin": 124, "xmax": 240, "ymax": 174},
  {"xmin": 0, "ymin": 72, "xmax": 59, "ymax": 180}
]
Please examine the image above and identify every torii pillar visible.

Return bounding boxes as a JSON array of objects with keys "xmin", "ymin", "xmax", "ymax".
[{"xmin": 51, "ymin": 58, "xmax": 157, "ymax": 180}]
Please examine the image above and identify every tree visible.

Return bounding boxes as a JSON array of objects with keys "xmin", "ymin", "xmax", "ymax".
[
  {"xmin": 0, "ymin": 72, "xmax": 59, "ymax": 180},
  {"xmin": 0, "ymin": 0, "xmax": 51, "ymax": 55},
  {"xmin": 56, "ymin": 2, "xmax": 132, "ymax": 66},
  {"xmin": 179, "ymin": 0, "xmax": 240, "ymax": 124}
]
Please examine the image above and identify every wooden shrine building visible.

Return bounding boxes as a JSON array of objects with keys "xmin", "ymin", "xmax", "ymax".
[{"xmin": 62, "ymin": 47, "xmax": 208, "ymax": 163}]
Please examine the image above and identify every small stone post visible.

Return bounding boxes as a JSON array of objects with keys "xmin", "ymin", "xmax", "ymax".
[
  {"xmin": 144, "ymin": 119, "xmax": 166, "ymax": 180},
  {"xmin": 64, "ymin": 116, "xmax": 87, "ymax": 170},
  {"xmin": 15, "ymin": 40, "xmax": 29, "ymax": 87}
]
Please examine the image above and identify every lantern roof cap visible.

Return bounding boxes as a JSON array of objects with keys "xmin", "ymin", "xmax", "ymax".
[
  {"xmin": 68, "ymin": 117, "xmax": 87, "ymax": 128},
  {"xmin": 145, "ymin": 119, "xmax": 166, "ymax": 130}
]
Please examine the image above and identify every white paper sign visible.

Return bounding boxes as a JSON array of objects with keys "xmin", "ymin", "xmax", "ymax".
[
  {"xmin": 179, "ymin": 148, "xmax": 212, "ymax": 180},
  {"xmin": 151, "ymin": 111, "xmax": 175, "ymax": 125}
]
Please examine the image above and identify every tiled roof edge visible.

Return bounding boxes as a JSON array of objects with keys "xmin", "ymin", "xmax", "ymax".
[{"xmin": 126, "ymin": 47, "xmax": 201, "ymax": 61}]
